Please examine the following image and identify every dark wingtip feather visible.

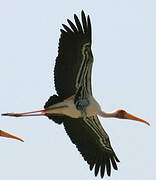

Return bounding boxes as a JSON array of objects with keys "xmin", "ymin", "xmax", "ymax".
[
  {"xmin": 110, "ymin": 156, "xmax": 118, "ymax": 170},
  {"xmin": 74, "ymin": 14, "xmax": 83, "ymax": 33},
  {"xmin": 95, "ymin": 163, "xmax": 100, "ymax": 177},
  {"xmin": 81, "ymin": 11, "xmax": 87, "ymax": 34},
  {"xmin": 114, "ymin": 154, "xmax": 120, "ymax": 162},
  {"xmin": 106, "ymin": 159, "xmax": 111, "ymax": 176},
  {"xmin": 81, "ymin": 10, "xmax": 85, "ymax": 15},
  {"xmin": 94, "ymin": 156, "xmax": 101, "ymax": 177},
  {"xmin": 100, "ymin": 162, "xmax": 105, "ymax": 178},
  {"xmin": 67, "ymin": 19, "xmax": 78, "ymax": 33},
  {"xmin": 87, "ymin": 15, "xmax": 91, "ymax": 40},
  {"xmin": 89, "ymin": 163, "xmax": 94, "ymax": 171},
  {"xmin": 60, "ymin": 29, "xmax": 66, "ymax": 34},
  {"xmin": 87, "ymin": 16, "xmax": 91, "ymax": 28},
  {"xmin": 62, "ymin": 24, "xmax": 73, "ymax": 33}
]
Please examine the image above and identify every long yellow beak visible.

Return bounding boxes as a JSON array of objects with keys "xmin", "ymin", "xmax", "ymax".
[
  {"xmin": 124, "ymin": 112, "xmax": 150, "ymax": 126},
  {"xmin": 0, "ymin": 130, "xmax": 24, "ymax": 142}
]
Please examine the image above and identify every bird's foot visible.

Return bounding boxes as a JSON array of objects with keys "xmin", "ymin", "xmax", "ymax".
[{"xmin": 2, "ymin": 113, "xmax": 23, "ymax": 117}]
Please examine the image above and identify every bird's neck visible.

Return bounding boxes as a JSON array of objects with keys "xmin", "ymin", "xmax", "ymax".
[{"xmin": 98, "ymin": 110, "xmax": 117, "ymax": 118}]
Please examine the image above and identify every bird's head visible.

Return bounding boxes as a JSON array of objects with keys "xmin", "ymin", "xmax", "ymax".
[{"xmin": 114, "ymin": 109, "xmax": 150, "ymax": 126}]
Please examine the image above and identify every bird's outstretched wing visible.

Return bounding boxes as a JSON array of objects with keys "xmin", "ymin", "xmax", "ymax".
[
  {"xmin": 44, "ymin": 95, "xmax": 120, "ymax": 178},
  {"xmin": 63, "ymin": 115, "xmax": 120, "ymax": 178},
  {"xmin": 54, "ymin": 10, "xmax": 93, "ymax": 99}
]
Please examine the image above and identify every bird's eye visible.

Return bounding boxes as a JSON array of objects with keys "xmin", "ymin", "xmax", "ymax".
[
  {"xmin": 119, "ymin": 110, "xmax": 126, "ymax": 113},
  {"xmin": 117, "ymin": 109, "xmax": 126, "ymax": 118}
]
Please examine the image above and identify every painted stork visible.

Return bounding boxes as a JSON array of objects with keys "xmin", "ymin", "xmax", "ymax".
[
  {"xmin": 0, "ymin": 130, "xmax": 23, "ymax": 142},
  {"xmin": 2, "ymin": 11, "xmax": 150, "ymax": 178}
]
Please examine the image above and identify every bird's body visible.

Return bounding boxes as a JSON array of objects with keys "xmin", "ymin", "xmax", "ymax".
[
  {"xmin": 2, "ymin": 11, "xmax": 150, "ymax": 178},
  {"xmin": 45, "ymin": 95, "xmax": 101, "ymax": 118}
]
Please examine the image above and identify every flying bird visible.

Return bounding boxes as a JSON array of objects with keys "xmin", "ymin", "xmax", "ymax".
[
  {"xmin": 0, "ymin": 130, "xmax": 24, "ymax": 142},
  {"xmin": 2, "ymin": 11, "xmax": 150, "ymax": 178}
]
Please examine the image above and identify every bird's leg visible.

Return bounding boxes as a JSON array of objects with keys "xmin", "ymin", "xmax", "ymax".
[
  {"xmin": 2, "ymin": 104, "xmax": 69, "ymax": 117},
  {"xmin": 2, "ymin": 109, "xmax": 46, "ymax": 117}
]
